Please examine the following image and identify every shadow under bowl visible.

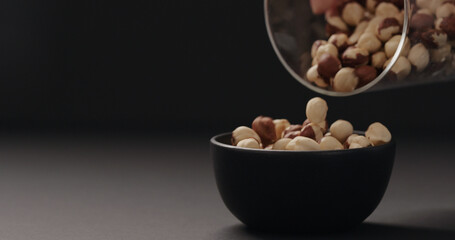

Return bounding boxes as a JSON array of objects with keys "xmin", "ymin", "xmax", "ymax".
[{"xmin": 210, "ymin": 132, "xmax": 395, "ymax": 233}]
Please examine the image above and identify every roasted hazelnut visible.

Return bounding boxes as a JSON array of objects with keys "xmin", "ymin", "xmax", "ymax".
[
  {"xmin": 365, "ymin": 16, "xmax": 385, "ymax": 35},
  {"xmin": 320, "ymin": 136, "xmax": 344, "ymax": 150},
  {"xmin": 282, "ymin": 125, "xmax": 303, "ymax": 139},
  {"xmin": 272, "ymin": 138, "xmax": 292, "ymax": 150},
  {"xmin": 365, "ymin": 122, "xmax": 392, "ymax": 146},
  {"xmin": 329, "ymin": 33, "xmax": 349, "ymax": 51},
  {"xmin": 342, "ymin": 47, "xmax": 369, "ymax": 67},
  {"xmin": 366, "ymin": 0, "xmax": 378, "ymax": 13},
  {"xmin": 344, "ymin": 133, "xmax": 360, "ymax": 148},
  {"xmin": 300, "ymin": 123, "xmax": 324, "ymax": 142},
  {"xmin": 332, "ymin": 67, "xmax": 359, "ymax": 92},
  {"xmin": 232, "ymin": 126, "xmax": 261, "ymax": 146},
  {"xmin": 430, "ymin": 44, "xmax": 452, "ymax": 62},
  {"xmin": 410, "ymin": 13, "xmax": 434, "ymax": 31},
  {"xmin": 349, "ymin": 143, "xmax": 364, "ymax": 149},
  {"xmin": 436, "ymin": 2, "xmax": 455, "ymax": 19},
  {"xmin": 330, "ymin": 120, "xmax": 354, "ymax": 143},
  {"xmin": 377, "ymin": 18, "xmax": 401, "ymax": 41},
  {"xmin": 357, "ymin": 32, "xmax": 382, "ymax": 53},
  {"xmin": 342, "ymin": 2, "xmax": 365, "ymax": 26},
  {"xmin": 273, "ymin": 119, "xmax": 290, "ymax": 141},
  {"xmin": 416, "ymin": 0, "xmax": 446, "ymax": 14},
  {"xmin": 349, "ymin": 135, "xmax": 372, "ymax": 149},
  {"xmin": 348, "ymin": 21, "xmax": 370, "ymax": 45},
  {"xmin": 396, "ymin": 10, "xmax": 405, "ymax": 26},
  {"xmin": 408, "ymin": 43, "xmax": 430, "ymax": 72},
  {"xmin": 317, "ymin": 53, "xmax": 342, "ymax": 80},
  {"xmin": 436, "ymin": 16, "xmax": 455, "ymax": 39},
  {"xmin": 375, "ymin": 2, "xmax": 400, "ymax": 18},
  {"xmin": 416, "ymin": 8, "xmax": 433, "ymax": 16},
  {"xmin": 306, "ymin": 65, "xmax": 329, "ymax": 88},
  {"xmin": 311, "ymin": 40, "xmax": 328, "ymax": 58},
  {"xmin": 385, "ymin": 35, "xmax": 411, "ymax": 58},
  {"xmin": 237, "ymin": 138, "xmax": 261, "ymax": 149},
  {"xmin": 252, "ymin": 116, "xmax": 276, "ymax": 147},
  {"xmin": 313, "ymin": 43, "xmax": 339, "ymax": 65},
  {"xmin": 306, "ymin": 97, "xmax": 328, "ymax": 124},
  {"xmin": 325, "ymin": 9, "xmax": 350, "ymax": 36},
  {"xmin": 355, "ymin": 65, "xmax": 378, "ymax": 87},
  {"xmin": 285, "ymin": 136, "xmax": 320, "ymax": 151},
  {"xmin": 371, "ymin": 51, "xmax": 387, "ymax": 69},
  {"xmin": 383, "ymin": 56, "xmax": 412, "ymax": 80},
  {"xmin": 421, "ymin": 29, "xmax": 448, "ymax": 48},
  {"xmin": 283, "ymin": 131, "xmax": 301, "ymax": 139}
]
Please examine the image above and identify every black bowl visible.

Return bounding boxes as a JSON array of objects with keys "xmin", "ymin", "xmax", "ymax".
[{"xmin": 210, "ymin": 132, "xmax": 395, "ymax": 232}]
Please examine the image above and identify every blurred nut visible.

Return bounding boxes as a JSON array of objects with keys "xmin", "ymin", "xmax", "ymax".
[
  {"xmin": 285, "ymin": 136, "xmax": 320, "ymax": 151},
  {"xmin": 385, "ymin": 35, "xmax": 411, "ymax": 58},
  {"xmin": 436, "ymin": 2, "xmax": 455, "ymax": 19},
  {"xmin": 273, "ymin": 119, "xmax": 290, "ymax": 141},
  {"xmin": 377, "ymin": 18, "xmax": 401, "ymax": 42},
  {"xmin": 272, "ymin": 138, "xmax": 292, "ymax": 150},
  {"xmin": 318, "ymin": 53, "xmax": 342, "ymax": 80},
  {"xmin": 300, "ymin": 123, "xmax": 324, "ymax": 142},
  {"xmin": 383, "ymin": 56, "xmax": 412, "ymax": 80},
  {"xmin": 371, "ymin": 51, "xmax": 387, "ymax": 69},
  {"xmin": 436, "ymin": 16, "xmax": 455, "ymax": 39},
  {"xmin": 421, "ymin": 29, "xmax": 448, "ymax": 48},
  {"xmin": 357, "ymin": 32, "xmax": 382, "ymax": 53},
  {"xmin": 375, "ymin": 2, "xmax": 400, "ymax": 18},
  {"xmin": 320, "ymin": 136, "xmax": 344, "ymax": 150},
  {"xmin": 342, "ymin": 47, "xmax": 369, "ymax": 67},
  {"xmin": 252, "ymin": 116, "xmax": 276, "ymax": 147},
  {"xmin": 430, "ymin": 44, "xmax": 452, "ymax": 62},
  {"xmin": 313, "ymin": 43, "xmax": 339, "ymax": 65},
  {"xmin": 344, "ymin": 133, "xmax": 360, "ymax": 148},
  {"xmin": 330, "ymin": 120, "xmax": 354, "ymax": 143},
  {"xmin": 283, "ymin": 131, "xmax": 301, "ymax": 139},
  {"xmin": 349, "ymin": 143, "xmax": 364, "ymax": 149},
  {"xmin": 237, "ymin": 138, "xmax": 261, "ymax": 149},
  {"xmin": 329, "ymin": 33, "xmax": 349, "ymax": 51},
  {"xmin": 306, "ymin": 97, "xmax": 328, "ymax": 124},
  {"xmin": 416, "ymin": 0, "xmax": 446, "ymax": 14},
  {"xmin": 311, "ymin": 40, "xmax": 328, "ymax": 58},
  {"xmin": 410, "ymin": 13, "xmax": 434, "ymax": 31},
  {"xmin": 325, "ymin": 9, "xmax": 350, "ymax": 36},
  {"xmin": 348, "ymin": 21, "xmax": 370, "ymax": 45},
  {"xmin": 366, "ymin": 0, "xmax": 378, "ymax": 13},
  {"xmin": 282, "ymin": 125, "xmax": 303, "ymax": 139},
  {"xmin": 349, "ymin": 135, "xmax": 372, "ymax": 149},
  {"xmin": 417, "ymin": 8, "xmax": 433, "ymax": 16},
  {"xmin": 365, "ymin": 16, "xmax": 385, "ymax": 35},
  {"xmin": 395, "ymin": 10, "xmax": 405, "ymax": 26},
  {"xmin": 408, "ymin": 43, "xmax": 430, "ymax": 72},
  {"xmin": 365, "ymin": 122, "xmax": 392, "ymax": 146},
  {"xmin": 232, "ymin": 126, "xmax": 261, "ymax": 146},
  {"xmin": 342, "ymin": 2, "xmax": 365, "ymax": 26},
  {"xmin": 355, "ymin": 65, "xmax": 378, "ymax": 87},
  {"xmin": 332, "ymin": 67, "xmax": 359, "ymax": 92},
  {"xmin": 306, "ymin": 65, "xmax": 329, "ymax": 88}
]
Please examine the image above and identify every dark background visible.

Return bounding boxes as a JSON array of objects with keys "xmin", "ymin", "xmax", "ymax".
[{"xmin": 1, "ymin": 0, "xmax": 454, "ymax": 136}]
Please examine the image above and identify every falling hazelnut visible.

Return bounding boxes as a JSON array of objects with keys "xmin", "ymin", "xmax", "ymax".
[
  {"xmin": 306, "ymin": 97, "xmax": 328, "ymax": 124},
  {"xmin": 365, "ymin": 122, "xmax": 392, "ymax": 146}
]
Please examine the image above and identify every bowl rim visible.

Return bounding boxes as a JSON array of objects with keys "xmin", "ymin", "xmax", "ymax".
[{"xmin": 210, "ymin": 131, "xmax": 395, "ymax": 154}]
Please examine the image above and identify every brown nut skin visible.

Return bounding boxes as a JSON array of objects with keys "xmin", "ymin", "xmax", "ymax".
[
  {"xmin": 408, "ymin": 43, "xmax": 430, "ymax": 72},
  {"xmin": 300, "ymin": 123, "xmax": 324, "ymax": 143},
  {"xmin": 330, "ymin": 120, "xmax": 354, "ymax": 143},
  {"xmin": 272, "ymin": 138, "xmax": 292, "ymax": 150},
  {"xmin": 365, "ymin": 122, "xmax": 392, "ymax": 146},
  {"xmin": 285, "ymin": 136, "xmax": 320, "ymax": 151},
  {"xmin": 377, "ymin": 18, "xmax": 401, "ymax": 41},
  {"xmin": 371, "ymin": 51, "xmax": 387, "ymax": 69},
  {"xmin": 320, "ymin": 136, "xmax": 344, "ymax": 151},
  {"xmin": 355, "ymin": 65, "xmax": 378, "ymax": 88},
  {"xmin": 252, "ymin": 116, "xmax": 276, "ymax": 147},
  {"xmin": 317, "ymin": 53, "xmax": 342, "ymax": 80},
  {"xmin": 282, "ymin": 125, "xmax": 302, "ymax": 139},
  {"xmin": 357, "ymin": 32, "xmax": 383, "ymax": 53},
  {"xmin": 306, "ymin": 65, "xmax": 329, "ymax": 88},
  {"xmin": 306, "ymin": 97, "xmax": 328, "ymax": 124},
  {"xmin": 342, "ymin": 2, "xmax": 365, "ymax": 26},
  {"xmin": 342, "ymin": 47, "xmax": 369, "ymax": 67},
  {"xmin": 437, "ymin": 16, "xmax": 455, "ymax": 39},
  {"xmin": 421, "ymin": 29, "xmax": 448, "ymax": 48},
  {"xmin": 332, "ymin": 68, "xmax": 359, "ymax": 92},
  {"xmin": 410, "ymin": 13, "xmax": 434, "ymax": 31},
  {"xmin": 236, "ymin": 138, "xmax": 261, "ymax": 149},
  {"xmin": 232, "ymin": 126, "xmax": 261, "ymax": 146},
  {"xmin": 273, "ymin": 119, "xmax": 290, "ymax": 141},
  {"xmin": 329, "ymin": 33, "xmax": 349, "ymax": 52}
]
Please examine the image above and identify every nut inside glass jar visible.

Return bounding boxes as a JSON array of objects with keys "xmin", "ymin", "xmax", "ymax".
[{"xmin": 265, "ymin": 0, "xmax": 455, "ymax": 97}]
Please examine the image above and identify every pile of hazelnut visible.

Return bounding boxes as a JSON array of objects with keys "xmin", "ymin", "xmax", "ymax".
[
  {"xmin": 231, "ymin": 97, "xmax": 392, "ymax": 151},
  {"xmin": 305, "ymin": 0, "xmax": 455, "ymax": 92}
]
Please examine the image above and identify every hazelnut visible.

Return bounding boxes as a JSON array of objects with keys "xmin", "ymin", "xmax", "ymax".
[
  {"xmin": 430, "ymin": 44, "xmax": 452, "ymax": 62},
  {"xmin": 348, "ymin": 21, "xmax": 370, "ymax": 45},
  {"xmin": 436, "ymin": 16, "xmax": 455, "ymax": 39},
  {"xmin": 342, "ymin": 2, "xmax": 365, "ymax": 26},
  {"xmin": 273, "ymin": 119, "xmax": 290, "ymax": 141},
  {"xmin": 349, "ymin": 135, "xmax": 372, "ymax": 149},
  {"xmin": 232, "ymin": 126, "xmax": 261, "ymax": 146},
  {"xmin": 366, "ymin": 0, "xmax": 378, "ymax": 13},
  {"xmin": 344, "ymin": 133, "xmax": 360, "ymax": 148},
  {"xmin": 395, "ymin": 10, "xmax": 405, "ymax": 26},
  {"xmin": 306, "ymin": 65, "xmax": 329, "ymax": 88},
  {"xmin": 421, "ymin": 29, "xmax": 448, "ymax": 48},
  {"xmin": 365, "ymin": 16, "xmax": 385, "ymax": 35},
  {"xmin": 408, "ymin": 43, "xmax": 430, "ymax": 72},
  {"xmin": 313, "ymin": 43, "xmax": 339, "ymax": 65},
  {"xmin": 342, "ymin": 47, "xmax": 369, "ymax": 67},
  {"xmin": 320, "ymin": 136, "xmax": 344, "ymax": 151},
  {"xmin": 272, "ymin": 138, "xmax": 292, "ymax": 150},
  {"xmin": 318, "ymin": 120, "xmax": 329, "ymax": 134},
  {"xmin": 357, "ymin": 32, "xmax": 382, "ymax": 53},
  {"xmin": 410, "ymin": 13, "xmax": 434, "ymax": 31},
  {"xmin": 332, "ymin": 67, "xmax": 359, "ymax": 92},
  {"xmin": 328, "ymin": 33, "xmax": 349, "ymax": 51},
  {"xmin": 311, "ymin": 40, "xmax": 328, "ymax": 58},
  {"xmin": 365, "ymin": 122, "xmax": 392, "ymax": 146},
  {"xmin": 417, "ymin": 8, "xmax": 433, "ymax": 16},
  {"xmin": 355, "ymin": 65, "xmax": 378, "ymax": 87},
  {"xmin": 285, "ymin": 136, "xmax": 320, "ymax": 151},
  {"xmin": 236, "ymin": 138, "xmax": 261, "ymax": 149},
  {"xmin": 252, "ymin": 116, "xmax": 276, "ymax": 147},
  {"xmin": 384, "ymin": 35, "xmax": 411, "ymax": 58},
  {"xmin": 436, "ymin": 2, "xmax": 455, "ymax": 19},
  {"xmin": 317, "ymin": 53, "xmax": 342, "ymax": 80},
  {"xmin": 375, "ymin": 2, "xmax": 400, "ymax": 18},
  {"xmin": 300, "ymin": 123, "xmax": 324, "ymax": 142},
  {"xmin": 325, "ymin": 9, "xmax": 350, "ymax": 36},
  {"xmin": 306, "ymin": 97, "xmax": 328, "ymax": 124},
  {"xmin": 282, "ymin": 125, "xmax": 303, "ymax": 139},
  {"xmin": 383, "ymin": 56, "xmax": 412, "ymax": 80},
  {"xmin": 416, "ymin": 0, "xmax": 446, "ymax": 14},
  {"xmin": 283, "ymin": 131, "xmax": 301, "ymax": 139},
  {"xmin": 377, "ymin": 18, "xmax": 401, "ymax": 41},
  {"xmin": 349, "ymin": 143, "xmax": 364, "ymax": 149},
  {"xmin": 371, "ymin": 51, "xmax": 387, "ymax": 69},
  {"xmin": 330, "ymin": 120, "xmax": 354, "ymax": 143}
]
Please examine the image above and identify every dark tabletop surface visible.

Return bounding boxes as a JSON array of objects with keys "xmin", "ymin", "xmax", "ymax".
[{"xmin": 0, "ymin": 133, "xmax": 454, "ymax": 240}]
